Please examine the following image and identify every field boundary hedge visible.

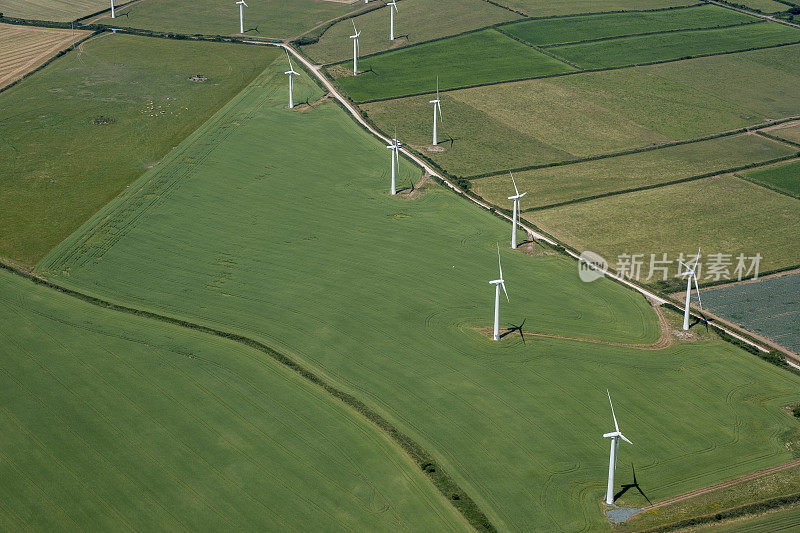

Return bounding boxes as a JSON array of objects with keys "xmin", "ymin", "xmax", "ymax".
[
  {"xmin": 735, "ymin": 170, "xmax": 800, "ymax": 199},
  {"xmin": 757, "ymin": 129, "xmax": 800, "ymax": 148}
]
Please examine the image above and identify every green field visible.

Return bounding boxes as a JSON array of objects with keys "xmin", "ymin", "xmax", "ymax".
[
  {"xmin": 108, "ymin": 0, "xmax": 362, "ymax": 39},
  {"xmin": 470, "ymin": 134, "xmax": 796, "ymax": 210},
  {"xmin": 488, "ymin": 0, "xmax": 697, "ymax": 17},
  {"xmin": 548, "ymin": 21, "xmax": 800, "ymax": 69},
  {"xmin": 532, "ymin": 175, "xmax": 800, "ymax": 275},
  {"xmin": 0, "ymin": 33, "xmax": 277, "ymax": 267},
  {"xmin": 501, "ymin": 4, "xmax": 756, "ymax": 46},
  {"xmin": 0, "ymin": 0, "xmax": 108, "ymax": 21},
  {"xmin": 742, "ymin": 158, "xmax": 800, "ymax": 197},
  {"xmin": 770, "ymin": 122, "xmax": 800, "ymax": 145},
  {"xmin": 725, "ymin": 0, "xmax": 794, "ymax": 13},
  {"xmin": 0, "ymin": 268, "xmax": 467, "ymax": 530},
  {"xmin": 35, "ymin": 57, "xmax": 800, "ymax": 531},
  {"xmin": 332, "ymin": 29, "xmax": 576, "ymax": 102},
  {"xmin": 302, "ymin": 0, "xmax": 520, "ymax": 65},
  {"xmin": 699, "ymin": 505, "xmax": 800, "ymax": 531}
]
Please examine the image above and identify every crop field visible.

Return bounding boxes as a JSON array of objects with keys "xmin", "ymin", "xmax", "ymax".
[
  {"xmin": 332, "ymin": 29, "xmax": 575, "ymax": 102},
  {"xmin": 470, "ymin": 134, "xmax": 797, "ymax": 210},
  {"xmin": 0, "ymin": 0, "xmax": 108, "ymax": 21},
  {"xmin": 726, "ymin": 0, "xmax": 794, "ymax": 13},
  {"xmin": 0, "ymin": 268, "xmax": 466, "ymax": 530},
  {"xmin": 34, "ymin": 58, "xmax": 800, "ymax": 531},
  {"xmin": 547, "ymin": 22, "xmax": 800, "ymax": 69},
  {"xmin": 701, "ymin": 272, "xmax": 800, "ymax": 354},
  {"xmin": 532, "ymin": 175, "xmax": 800, "ymax": 275},
  {"xmin": 501, "ymin": 4, "xmax": 757, "ymax": 47},
  {"xmin": 0, "ymin": 33, "xmax": 277, "ymax": 267},
  {"xmin": 488, "ymin": 0, "xmax": 697, "ymax": 17},
  {"xmin": 0, "ymin": 23, "xmax": 91, "ymax": 90},
  {"xmin": 301, "ymin": 0, "xmax": 520, "ymax": 65},
  {"xmin": 742, "ymin": 159, "xmax": 800, "ymax": 197},
  {"xmin": 768, "ymin": 121, "xmax": 800, "ymax": 145},
  {"xmin": 700, "ymin": 505, "xmax": 800, "ymax": 531}
]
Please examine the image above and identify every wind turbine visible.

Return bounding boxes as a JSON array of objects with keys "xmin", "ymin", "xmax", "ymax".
[
  {"xmin": 603, "ymin": 390, "xmax": 633, "ymax": 505},
  {"xmin": 508, "ymin": 172, "xmax": 527, "ymax": 249},
  {"xmin": 429, "ymin": 77, "xmax": 443, "ymax": 146},
  {"xmin": 679, "ymin": 248, "xmax": 702, "ymax": 331},
  {"xmin": 350, "ymin": 21, "xmax": 361, "ymax": 76},
  {"xmin": 110, "ymin": 0, "xmax": 116, "ymax": 18},
  {"xmin": 236, "ymin": 0, "xmax": 248, "ymax": 34},
  {"xmin": 489, "ymin": 244, "xmax": 509, "ymax": 341},
  {"xmin": 386, "ymin": 128, "xmax": 401, "ymax": 195},
  {"xmin": 284, "ymin": 51, "xmax": 300, "ymax": 109},
  {"xmin": 387, "ymin": 1, "xmax": 398, "ymax": 40}
]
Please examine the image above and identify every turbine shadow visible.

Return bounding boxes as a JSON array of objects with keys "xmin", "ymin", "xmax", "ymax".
[
  {"xmin": 501, "ymin": 318, "xmax": 527, "ymax": 344},
  {"xmin": 613, "ymin": 463, "xmax": 652, "ymax": 505}
]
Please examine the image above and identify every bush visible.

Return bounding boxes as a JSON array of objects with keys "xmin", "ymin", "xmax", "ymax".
[{"xmin": 792, "ymin": 405, "xmax": 800, "ymax": 419}]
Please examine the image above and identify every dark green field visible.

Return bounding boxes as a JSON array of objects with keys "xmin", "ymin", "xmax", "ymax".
[{"xmin": 743, "ymin": 158, "xmax": 800, "ymax": 197}]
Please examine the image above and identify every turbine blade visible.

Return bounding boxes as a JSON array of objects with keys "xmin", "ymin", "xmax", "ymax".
[
  {"xmin": 437, "ymin": 101, "xmax": 443, "ymax": 122},
  {"xmin": 607, "ymin": 390, "xmax": 619, "ymax": 433},
  {"xmin": 501, "ymin": 282, "xmax": 509, "ymax": 303},
  {"xmin": 620, "ymin": 433, "xmax": 632, "ymax": 445},
  {"xmin": 352, "ymin": 20, "xmax": 357, "ymax": 33},
  {"xmin": 693, "ymin": 274, "xmax": 702, "ymax": 308},
  {"xmin": 510, "ymin": 172, "xmax": 519, "ymax": 196},
  {"xmin": 496, "ymin": 244, "xmax": 503, "ymax": 280}
]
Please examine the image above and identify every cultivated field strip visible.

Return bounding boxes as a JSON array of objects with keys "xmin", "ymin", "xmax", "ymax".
[{"xmin": 0, "ymin": 0, "xmax": 109, "ymax": 21}]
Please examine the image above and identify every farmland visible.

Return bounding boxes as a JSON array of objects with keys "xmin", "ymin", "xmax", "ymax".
[
  {"xmin": 699, "ymin": 505, "xmax": 800, "ymax": 531},
  {"xmin": 0, "ymin": 33, "xmax": 278, "ymax": 267},
  {"xmin": 0, "ymin": 23, "xmax": 91, "ymax": 90},
  {"xmin": 769, "ymin": 121, "xmax": 800, "ymax": 145},
  {"xmin": 488, "ymin": 0, "xmax": 697, "ymax": 17},
  {"xmin": 742, "ymin": 159, "xmax": 800, "ymax": 197},
  {"xmin": 35, "ymin": 58, "xmax": 800, "ymax": 531},
  {"xmin": 723, "ymin": 0, "xmax": 795, "ymax": 13},
  {"xmin": 0, "ymin": 0, "xmax": 108, "ymax": 21},
  {"xmin": 301, "ymin": 0, "xmax": 520, "ymax": 65}
]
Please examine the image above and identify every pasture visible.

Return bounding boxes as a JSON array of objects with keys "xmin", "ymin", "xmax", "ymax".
[
  {"xmin": 37, "ymin": 58, "xmax": 800, "ymax": 531},
  {"xmin": 699, "ymin": 505, "xmax": 800, "ymax": 531},
  {"xmin": 769, "ymin": 121, "xmax": 800, "ymax": 145},
  {"xmin": 487, "ymin": 0, "xmax": 697, "ymax": 17},
  {"xmin": 0, "ymin": 0, "xmax": 108, "ymax": 21},
  {"xmin": 0, "ymin": 33, "xmax": 277, "ymax": 267},
  {"xmin": 501, "ymin": 4, "xmax": 756, "ymax": 47},
  {"xmin": 470, "ymin": 134, "xmax": 796, "ymax": 210},
  {"xmin": 301, "ymin": 0, "xmax": 520, "ymax": 65},
  {"xmin": 332, "ymin": 29, "xmax": 575, "ymax": 102},
  {"xmin": 0, "ymin": 268, "xmax": 466, "ymax": 531},
  {"xmin": 742, "ymin": 159, "xmax": 800, "ymax": 197},
  {"xmin": 532, "ymin": 175, "xmax": 800, "ymax": 275},
  {"xmin": 0, "ymin": 22, "xmax": 91, "ymax": 90},
  {"xmin": 725, "ymin": 0, "xmax": 794, "ymax": 13}
]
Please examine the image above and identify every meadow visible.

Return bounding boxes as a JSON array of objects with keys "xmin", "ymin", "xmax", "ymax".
[
  {"xmin": 0, "ymin": 0, "xmax": 108, "ymax": 21},
  {"xmin": 501, "ymin": 4, "xmax": 756, "ymax": 47},
  {"xmin": 0, "ymin": 268, "xmax": 467, "ymax": 531},
  {"xmin": 0, "ymin": 22, "xmax": 91, "ymax": 89},
  {"xmin": 301, "ymin": 0, "xmax": 520, "ymax": 65},
  {"xmin": 532, "ymin": 175, "xmax": 800, "ymax": 275},
  {"xmin": 488, "ymin": 0, "xmax": 697, "ymax": 17},
  {"xmin": 37, "ymin": 58, "xmax": 800, "ymax": 531},
  {"xmin": 332, "ymin": 29, "xmax": 575, "ymax": 102},
  {"xmin": 699, "ymin": 505, "xmax": 800, "ymax": 531},
  {"xmin": 548, "ymin": 21, "xmax": 800, "ymax": 69},
  {"xmin": 470, "ymin": 134, "xmax": 796, "ymax": 210},
  {"xmin": 725, "ymin": 0, "xmax": 795, "ymax": 12},
  {"xmin": 769, "ymin": 121, "xmax": 800, "ymax": 145},
  {"xmin": 742, "ymin": 159, "xmax": 800, "ymax": 197},
  {"xmin": 0, "ymin": 33, "xmax": 277, "ymax": 267}
]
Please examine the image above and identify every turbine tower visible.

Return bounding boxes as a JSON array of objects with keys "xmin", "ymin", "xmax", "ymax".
[
  {"xmin": 284, "ymin": 51, "xmax": 300, "ymax": 109},
  {"xmin": 429, "ymin": 77, "xmax": 443, "ymax": 146},
  {"xmin": 350, "ymin": 21, "xmax": 361, "ymax": 76},
  {"xmin": 387, "ymin": 1, "xmax": 398, "ymax": 40},
  {"xmin": 603, "ymin": 390, "xmax": 632, "ymax": 505},
  {"xmin": 508, "ymin": 172, "xmax": 527, "ymax": 249},
  {"xmin": 236, "ymin": 0, "xmax": 248, "ymax": 34},
  {"xmin": 679, "ymin": 248, "xmax": 702, "ymax": 331},
  {"xmin": 386, "ymin": 128, "xmax": 401, "ymax": 195},
  {"xmin": 110, "ymin": 0, "xmax": 116, "ymax": 18},
  {"xmin": 489, "ymin": 245, "xmax": 509, "ymax": 341}
]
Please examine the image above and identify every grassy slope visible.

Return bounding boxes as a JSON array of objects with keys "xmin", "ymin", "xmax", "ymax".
[
  {"xmin": 0, "ymin": 0, "xmax": 108, "ymax": 21},
  {"xmin": 0, "ymin": 267, "xmax": 467, "ymax": 531},
  {"xmin": 743, "ymin": 159, "xmax": 800, "ymax": 197},
  {"xmin": 37, "ymin": 58, "xmax": 800, "ymax": 531},
  {"xmin": 698, "ymin": 504, "xmax": 800, "ymax": 531},
  {"xmin": 0, "ymin": 33, "xmax": 278, "ymax": 267},
  {"xmin": 470, "ymin": 134, "xmax": 796, "ymax": 209},
  {"xmin": 502, "ymin": 4, "xmax": 756, "ymax": 46},
  {"xmin": 489, "ymin": 0, "xmax": 696, "ymax": 17},
  {"xmin": 532, "ymin": 175, "xmax": 800, "ymax": 273},
  {"xmin": 333, "ymin": 29, "xmax": 575, "ymax": 102},
  {"xmin": 301, "ymin": 0, "xmax": 520, "ymax": 65},
  {"xmin": 548, "ymin": 22, "xmax": 800, "ymax": 69}
]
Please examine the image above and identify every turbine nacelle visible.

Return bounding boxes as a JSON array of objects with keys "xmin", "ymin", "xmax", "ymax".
[
  {"xmin": 236, "ymin": 0, "xmax": 247, "ymax": 6},
  {"xmin": 508, "ymin": 192, "xmax": 527, "ymax": 201},
  {"xmin": 603, "ymin": 431, "xmax": 632, "ymax": 444}
]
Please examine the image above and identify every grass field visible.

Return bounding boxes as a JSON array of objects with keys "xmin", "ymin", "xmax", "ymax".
[
  {"xmin": 0, "ymin": 33, "xmax": 278, "ymax": 267},
  {"xmin": 724, "ymin": 0, "xmax": 793, "ymax": 13},
  {"xmin": 701, "ymin": 272, "xmax": 800, "ymax": 354},
  {"xmin": 108, "ymin": 0, "xmax": 362, "ymax": 39},
  {"xmin": 0, "ymin": 268, "xmax": 467, "ymax": 531},
  {"xmin": 501, "ymin": 4, "xmax": 756, "ymax": 46},
  {"xmin": 742, "ymin": 158, "xmax": 800, "ymax": 197},
  {"xmin": 769, "ymin": 121, "xmax": 800, "ymax": 145},
  {"xmin": 35, "ymin": 57, "xmax": 800, "ymax": 531},
  {"xmin": 332, "ymin": 29, "xmax": 576, "ymax": 102},
  {"xmin": 488, "ymin": 0, "xmax": 697, "ymax": 17},
  {"xmin": 548, "ymin": 21, "xmax": 800, "ymax": 69},
  {"xmin": 301, "ymin": 0, "xmax": 520, "ymax": 65},
  {"xmin": 0, "ymin": 22, "xmax": 91, "ymax": 89},
  {"xmin": 699, "ymin": 504, "xmax": 800, "ymax": 531},
  {"xmin": 0, "ymin": 0, "xmax": 108, "ymax": 21},
  {"xmin": 532, "ymin": 175, "xmax": 800, "ymax": 275},
  {"xmin": 470, "ymin": 134, "xmax": 796, "ymax": 210}
]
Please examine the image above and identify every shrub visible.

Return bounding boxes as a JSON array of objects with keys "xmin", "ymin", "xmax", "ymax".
[{"xmin": 792, "ymin": 405, "xmax": 800, "ymax": 419}]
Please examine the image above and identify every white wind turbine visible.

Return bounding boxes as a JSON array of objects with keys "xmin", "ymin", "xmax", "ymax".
[
  {"xmin": 429, "ymin": 77, "xmax": 443, "ymax": 146},
  {"xmin": 236, "ymin": 0, "xmax": 248, "ymax": 34},
  {"xmin": 350, "ymin": 21, "xmax": 361, "ymax": 76},
  {"xmin": 387, "ymin": 1, "xmax": 398, "ymax": 40},
  {"xmin": 679, "ymin": 248, "xmax": 702, "ymax": 331},
  {"xmin": 386, "ymin": 127, "xmax": 401, "ymax": 195},
  {"xmin": 603, "ymin": 390, "xmax": 633, "ymax": 505},
  {"xmin": 489, "ymin": 245, "xmax": 509, "ymax": 341},
  {"xmin": 508, "ymin": 172, "xmax": 527, "ymax": 249},
  {"xmin": 284, "ymin": 51, "xmax": 300, "ymax": 109},
  {"xmin": 110, "ymin": 0, "xmax": 116, "ymax": 18}
]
